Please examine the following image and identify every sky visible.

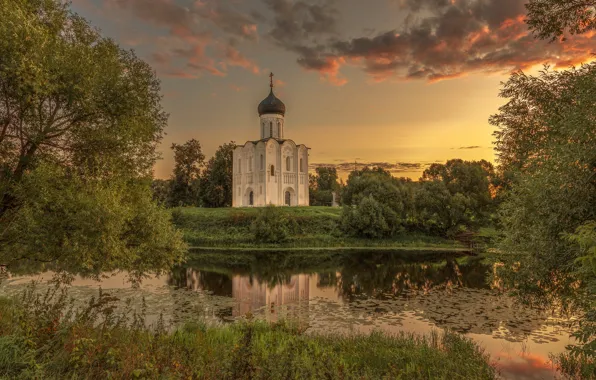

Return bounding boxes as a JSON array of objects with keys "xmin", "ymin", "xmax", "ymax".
[{"xmin": 70, "ymin": 0, "xmax": 596, "ymax": 180}]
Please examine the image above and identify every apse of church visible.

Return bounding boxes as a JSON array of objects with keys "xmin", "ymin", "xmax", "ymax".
[{"xmin": 233, "ymin": 74, "xmax": 310, "ymax": 207}]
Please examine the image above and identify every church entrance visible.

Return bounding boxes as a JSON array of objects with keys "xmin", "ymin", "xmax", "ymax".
[
  {"xmin": 285, "ymin": 191, "xmax": 291, "ymax": 206},
  {"xmin": 249, "ymin": 191, "xmax": 254, "ymax": 206}
]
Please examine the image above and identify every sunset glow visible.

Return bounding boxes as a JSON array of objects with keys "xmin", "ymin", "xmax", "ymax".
[{"xmin": 70, "ymin": 0, "xmax": 596, "ymax": 180}]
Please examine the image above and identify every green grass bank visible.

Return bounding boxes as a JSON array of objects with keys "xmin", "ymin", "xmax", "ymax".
[
  {"xmin": 172, "ymin": 207, "xmax": 467, "ymax": 250},
  {"xmin": 0, "ymin": 293, "xmax": 496, "ymax": 379}
]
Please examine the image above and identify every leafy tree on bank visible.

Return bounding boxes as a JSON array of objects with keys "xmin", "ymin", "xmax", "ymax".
[
  {"xmin": 200, "ymin": 142, "xmax": 235, "ymax": 208},
  {"xmin": 340, "ymin": 167, "xmax": 408, "ymax": 237},
  {"xmin": 309, "ymin": 167, "xmax": 340, "ymax": 206},
  {"xmin": 414, "ymin": 180, "xmax": 470, "ymax": 236},
  {"xmin": 492, "ymin": 2, "xmax": 596, "ymax": 374},
  {"xmin": 0, "ymin": 0, "xmax": 185, "ymax": 276},
  {"xmin": 169, "ymin": 139, "xmax": 204, "ymax": 207},
  {"xmin": 420, "ymin": 159, "xmax": 497, "ymax": 227},
  {"xmin": 491, "ymin": 63, "xmax": 596, "ymax": 377}
]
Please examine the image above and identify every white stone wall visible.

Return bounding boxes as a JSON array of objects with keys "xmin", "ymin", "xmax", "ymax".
[
  {"xmin": 259, "ymin": 114, "xmax": 285, "ymax": 139},
  {"xmin": 232, "ymin": 111, "xmax": 309, "ymax": 207}
]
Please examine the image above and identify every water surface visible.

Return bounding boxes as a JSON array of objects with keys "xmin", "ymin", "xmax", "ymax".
[{"xmin": 0, "ymin": 250, "xmax": 575, "ymax": 380}]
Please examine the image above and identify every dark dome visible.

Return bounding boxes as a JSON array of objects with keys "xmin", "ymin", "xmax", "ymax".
[{"xmin": 258, "ymin": 89, "xmax": 286, "ymax": 116}]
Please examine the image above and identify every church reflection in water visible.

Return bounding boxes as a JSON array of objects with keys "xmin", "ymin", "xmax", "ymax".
[
  {"xmin": 232, "ymin": 274, "xmax": 310, "ymax": 320},
  {"xmin": 180, "ymin": 268, "xmax": 318, "ymax": 321}
]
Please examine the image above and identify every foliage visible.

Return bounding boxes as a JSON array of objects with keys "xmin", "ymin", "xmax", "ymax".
[
  {"xmin": 0, "ymin": 0, "xmax": 165, "ymax": 203},
  {"xmin": 421, "ymin": 159, "xmax": 496, "ymax": 225},
  {"xmin": 490, "ymin": 64, "xmax": 596, "ymax": 306},
  {"xmin": 309, "ymin": 167, "xmax": 340, "ymax": 206},
  {"xmin": 525, "ymin": 0, "xmax": 596, "ymax": 41},
  {"xmin": 151, "ymin": 179, "xmax": 171, "ymax": 205},
  {"xmin": 200, "ymin": 142, "xmax": 235, "ymax": 208},
  {"xmin": 250, "ymin": 206, "xmax": 292, "ymax": 243},
  {"xmin": 340, "ymin": 195, "xmax": 399, "ymax": 238},
  {"xmin": 340, "ymin": 165, "xmax": 496, "ymax": 238},
  {"xmin": 556, "ymin": 222, "xmax": 596, "ymax": 377},
  {"xmin": 493, "ymin": 6, "xmax": 596, "ymax": 376},
  {"xmin": 490, "ymin": 63, "xmax": 596, "ymax": 378},
  {"xmin": 0, "ymin": 0, "xmax": 185, "ymax": 275},
  {"xmin": 0, "ymin": 163, "xmax": 186, "ymax": 279},
  {"xmin": 169, "ymin": 139, "xmax": 205, "ymax": 207},
  {"xmin": 0, "ymin": 287, "xmax": 496, "ymax": 379},
  {"xmin": 414, "ymin": 180, "xmax": 470, "ymax": 237}
]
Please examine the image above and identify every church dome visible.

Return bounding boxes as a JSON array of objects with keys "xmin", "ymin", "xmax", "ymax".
[{"xmin": 258, "ymin": 73, "xmax": 286, "ymax": 116}]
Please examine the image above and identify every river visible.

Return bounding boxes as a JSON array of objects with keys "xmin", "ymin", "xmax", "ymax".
[{"xmin": 0, "ymin": 250, "xmax": 576, "ymax": 379}]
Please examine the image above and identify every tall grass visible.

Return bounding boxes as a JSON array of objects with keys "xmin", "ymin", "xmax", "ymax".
[{"xmin": 0, "ymin": 284, "xmax": 496, "ymax": 379}]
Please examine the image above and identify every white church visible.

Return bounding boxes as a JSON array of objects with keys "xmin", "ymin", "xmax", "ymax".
[{"xmin": 232, "ymin": 74, "xmax": 309, "ymax": 207}]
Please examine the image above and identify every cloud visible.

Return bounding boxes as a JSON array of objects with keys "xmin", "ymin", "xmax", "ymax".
[
  {"xmin": 195, "ymin": 2, "xmax": 259, "ymax": 41},
  {"xmin": 263, "ymin": 0, "xmax": 345, "ymax": 85},
  {"xmin": 286, "ymin": 0, "xmax": 596, "ymax": 84},
  {"xmin": 106, "ymin": 0, "xmax": 262, "ymax": 78},
  {"xmin": 457, "ymin": 146, "xmax": 482, "ymax": 150}
]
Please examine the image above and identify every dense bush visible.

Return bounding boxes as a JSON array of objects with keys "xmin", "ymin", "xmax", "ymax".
[
  {"xmin": 340, "ymin": 196, "xmax": 399, "ymax": 238},
  {"xmin": 250, "ymin": 206, "xmax": 292, "ymax": 243}
]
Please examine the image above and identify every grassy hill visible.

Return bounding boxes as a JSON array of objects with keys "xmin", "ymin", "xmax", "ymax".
[{"xmin": 172, "ymin": 207, "xmax": 466, "ymax": 250}]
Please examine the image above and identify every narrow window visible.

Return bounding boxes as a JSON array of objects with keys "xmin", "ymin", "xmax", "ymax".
[
  {"xmin": 262, "ymin": 123, "xmax": 265, "ymax": 138},
  {"xmin": 300, "ymin": 158, "xmax": 303, "ymax": 172},
  {"xmin": 270, "ymin": 165, "xmax": 275, "ymax": 176},
  {"xmin": 286, "ymin": 156, "xmax": 291, "ymax": 171},
  {"xmin": 238, "ymin": 159, "xmax": 241, "ymax": 174},
  {"xmin": 260, "ymin": 154, "xmax": 264, "ymax": 170},
  {"xmin": 278, "ymin": 121, "xmax": 281, "ymax": 138},
  {"xmin": 270, "ymin": 122, "xmax": 273, "ymax": 137}
]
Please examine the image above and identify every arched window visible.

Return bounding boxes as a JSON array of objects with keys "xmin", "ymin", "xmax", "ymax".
[
  {"xmin": 262, "ymin": 123, "xmax": 265, "ymax": 138},
  {"xmin": 270, "ymin": 165, "xmax": 275, "ymax": 176},
  {"xmin": 300, "ymin": 158, "xmax": 303, "ymax": 172},
  {"xmin": 286, "ymin": 156, "xmax": 291, "ymax": 171},
  {"xmin": 260, "ymin": 154, "xmax": 264, "ymax": 170},
  {"xmin": 278, "ymin": 121, "xmax": 282, "ymax": 137},
  {"xmin": 269, "ymin": 122, "xmax": 273, "ymax": 137},
  {"xmin": 249, "ymin": 191, "xmax": 254, "ymax": 206}
]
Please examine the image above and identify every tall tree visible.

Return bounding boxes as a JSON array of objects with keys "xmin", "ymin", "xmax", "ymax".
[
  {"xmin": 200, "ymin": 142, "xmax": 235, "ymax": 208},
  {"xmin": 421, "ymin": 159, "xmax": 496, "ymax": 224},
  {"xmin": 0, "ymin": 0, "xmax": 185, "ymax": 276},
  {"xmin": 169, "ymin": 139, "xmax": 204, "ymax": 207},
  {"xmin": 492, "ymin": 3, "xmax": 596, "ymax": 373},
  {"xmin": 309, "ymin": 167, "xmax": 340, "ymax": 206},
  {"xmin": 491, "ymin": 64, "xmax": 596, "ymax": 377},
  {"xmin": 1, "ymin": 0, "xmax": 164, "ymax": 205}
]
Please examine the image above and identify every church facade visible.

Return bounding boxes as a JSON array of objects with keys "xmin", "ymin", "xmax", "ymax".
[{"xmin": 232, "ymin": 75, "xmax": 309, "ymax": 207}]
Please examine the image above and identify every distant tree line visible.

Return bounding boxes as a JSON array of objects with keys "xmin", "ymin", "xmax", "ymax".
[{"xmin": 339, "ymin": 160, "xmax": 498, "ymax": 238}]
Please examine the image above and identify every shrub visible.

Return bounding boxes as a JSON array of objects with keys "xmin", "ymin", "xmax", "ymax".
[
  {"xmin": 250, "ymin": 206, "xmax": 291, "ymax": 243},
  {"xmin": 340, "ymin": 195, "xmax": 399, "ymax": 239}
]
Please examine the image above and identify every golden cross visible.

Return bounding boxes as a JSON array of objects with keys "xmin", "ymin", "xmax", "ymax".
[{"xmin": 269, "ymin": 72, "xmax": 274, "ymax": 88}]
